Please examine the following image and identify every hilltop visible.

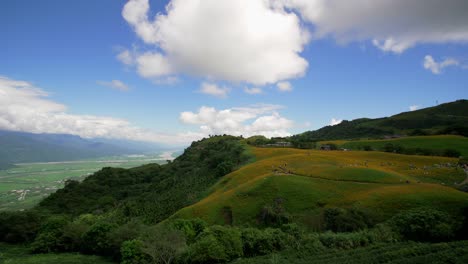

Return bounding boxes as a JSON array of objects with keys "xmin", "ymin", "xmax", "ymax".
[{"xmin": 292, "ymin": 99, "xmax": 468, "ymax": 142}]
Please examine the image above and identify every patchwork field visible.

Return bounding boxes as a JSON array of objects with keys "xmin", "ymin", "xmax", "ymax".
[
  {"xmin": 173, "ymin": 147, "xmax": 468, "ymax": 227},
  {"xmin": 0, "ymin": 152, "xmax": 177, "ymax": 211}
]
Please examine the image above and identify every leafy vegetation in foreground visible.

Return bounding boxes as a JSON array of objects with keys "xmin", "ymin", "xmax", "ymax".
[
  {"xmin": 0, "ymin": 243, "xmax": 114, "ymax": 264},
  {"xmin": 231, "ymin": 240, "xmax": 468, "ymax": 264}
]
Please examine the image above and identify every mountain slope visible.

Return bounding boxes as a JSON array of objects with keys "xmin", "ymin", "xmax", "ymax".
[
  {"xmin": 37, "ymin": 135, "xmax": 252, "ymax": 223},
  {"xmin": 292, "ymin": 99, "xmax": 468, "ymax": 142}
]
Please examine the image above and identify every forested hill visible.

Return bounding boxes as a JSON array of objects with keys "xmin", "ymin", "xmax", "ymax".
[
  {"xmin": 37, "ymin": 135, "xmax": 251, "ymax": 223},
  {"xmin": 292, "ymin": 99, "xmax": 468, "ymax": 142}
]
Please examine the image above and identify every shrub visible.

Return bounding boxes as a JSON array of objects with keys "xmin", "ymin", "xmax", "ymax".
[
  {"xmin": 258, "ymin": 198, "xmax": 290, "ymax": 227},
  {"xmin": 141, "ymin": 225, "xmax": 187, "ymax": 264},
  {"xmin": 186, "ymin": 233, "xmax": 227, "ymax": 263},
  {"xmin": 170, "ymin": 218, "xmax": 207, "ymax": 244},
  {"xmin": 82, "ymin": 222, "xmax": 118, "ymax": 255},
  {"xmin": 121, "ymin": 239, "xmax": 151, "ymax": 264},
  {"xmin": 324, "ymin": 207, "xmax": 375, "ymax": 232},
  {"xmin": 186, "ymin": 225, "xmax": 242, "ymax": 263},
  {"xmin": 0, "ymin": 211, "xmax": 43, "ymax": 243},
  {"xmin": 390, "ymin": 208, "xmax": 459, "ymax": 242},
  {"xmin": 31, "ymin": 215, "xmax": 70, "ymax": 253}
]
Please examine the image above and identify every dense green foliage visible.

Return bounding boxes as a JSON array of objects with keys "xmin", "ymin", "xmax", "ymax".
[
  {"xmin": 38, "ymin": 135, "xmax": 251, "ymax": 223},
  {"xmin": 230, "ymin": 240, "xmax": 468, "ymax": 264},
  {"xmin": 390, "ymin": 208, "xmax": 460, "ymax": 242},
  {"xmin": 292, "ymin": 99, "xmax": 468, "ymax": 142},
  {"xmin": 0, "ymin": 242, "xmax": 114, "ymax": 264}
]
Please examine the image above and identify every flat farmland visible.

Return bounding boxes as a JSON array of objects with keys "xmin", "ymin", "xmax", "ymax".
[{"xmin": 0, "ymin": 152, "xmax": 177, "ymax": 211}]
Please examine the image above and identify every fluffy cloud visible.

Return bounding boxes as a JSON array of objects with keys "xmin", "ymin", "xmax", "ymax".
[
  {"xmin": 122, "ymin": 0, "xmax": 309, "ymax": 85},
  {"xmin": 0, "ymin": 76, "xmax": 200, "ymax": 145},
  {"xmin": 180, "ymin": 104, "xmax": 294, "ymax": 138},
  {"xmin": 277, "ymin": 81, "xmax": 293, "ymax": 92},
  {"xmin": 409, "ymin": 105, "xmax": 420, "ymax": 111},
  {"xmin": 97, "ymin": 80, "xmax": 130, "ymax": 91},
  {"xmin": 244, "ymin": 87, "xmax": 263, "ymax": 95},
  {"xmin": 279, "ymin": 0, "xmax": 468, "ymax": 53},
  {"xmin": 198, "ymin": 82, "xmax": 230, "ymax": 98},
  {"xmin": 329, "ymin": 118, "xmax": 343, "ymax": 126},
  {"xmin": 423, "ymin": 55, "xmax": 460, "ymax": 74}
]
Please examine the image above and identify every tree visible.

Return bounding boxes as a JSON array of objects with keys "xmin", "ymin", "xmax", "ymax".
[{"xmin": 141, "ymin": 226, "xmax": 186, "ymax": 264}]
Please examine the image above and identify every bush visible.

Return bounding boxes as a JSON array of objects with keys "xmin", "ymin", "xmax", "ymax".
[
  {"xmin": 31, "ymin": 215, "xmax": 70, "ymax": 253},
  {"xmin": 390, "ymin": 208, "xmax": 460, "ymax": 242},
  {"xmin": 170, "ymin": 218, "xmax": 207, "ymax": 244},
  {"xmin": 186, "ymin": 225, "xmax": 242, "ymax": 263},
  {"xmin": 0, "ymin": 211, "xmax": 43, "ymax": 243},
  {"xmin": 186, "ymin": 233, "xmax": 227, "ymax": 263},
  {"xmin": 324, "ymin": 207, "xmax": 376, "ymax": 232},
  {"xmin": 82, "ymin": 222, "xmax": 118, "ymax": 255},
  {"xmin": 258, "ymin": 198, "xmax": 290, "ymax": 227},
  {"xmin": 141, "ymin": 225, "xmax": 187, "ymax": 264},
  {"xmin": 121, "ymin": 239, "xmax": 151, "ymax": 264}
]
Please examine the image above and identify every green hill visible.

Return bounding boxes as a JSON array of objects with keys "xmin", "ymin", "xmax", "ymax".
[
  {"xmin": 172, "ymin": 147, "xmax": 468, "ymax": 227},
  {"xmin": 292, "ymin": 99, "xmax": 468, "ymax": 143}
]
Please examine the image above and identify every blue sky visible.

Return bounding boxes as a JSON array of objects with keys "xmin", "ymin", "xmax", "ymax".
[{"xmin": 1, "ymin": 0, "xmax": 467, "ymax": 145}]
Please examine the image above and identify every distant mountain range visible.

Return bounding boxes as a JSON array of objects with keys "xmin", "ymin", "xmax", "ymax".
[
  {"xmin": 0, "ymin": 130, "xmax": 163, "ymax": 169},
  {"xmin": 292, "ymin": 99, "xmax": 468, "ymax": 142}
]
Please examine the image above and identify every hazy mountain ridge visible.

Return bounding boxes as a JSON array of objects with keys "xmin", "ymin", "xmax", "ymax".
[{"xmin": 0, "ymin": 130, "xmax": 158, "ymax": 169}]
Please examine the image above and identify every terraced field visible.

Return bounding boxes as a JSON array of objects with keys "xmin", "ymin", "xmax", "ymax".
[{"xmin": 173, "ymin": 147, "xmax": 468, "ymax": 227}]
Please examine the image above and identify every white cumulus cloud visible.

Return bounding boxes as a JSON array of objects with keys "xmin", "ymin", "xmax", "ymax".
[
  {"xmin": 0, "ymin": 76, "xmax": 201, "ymax": 145},
  {"xmin": 180, "ymin": 104, "xmax": 294, "ymax": 138},
  {"xmin": 97, "ymin": 80, "xmax": 130, "ymax": 91},
  {"xmin": 423, "ymin": 55, "xmax": 460, "ymax": 74},
  {"xmin": 244, "ymin": 87, "xmax": 263, "ymax": 95},
  {"xmin": 279, "ymin": 0, "xmax": 468, "ymax": 53},
  {"xmin": 198, "ymin": 82, "xmax": 230, "ymax": 98},
  {"xmin": 277, "ymin": 81, "xmax": 293, "ymax": 92},
  {"xmin": 121, "ymin": 0, "xmax": 309, "ymax": 85},
  {"xmin": 329, "ymin": 118, "xmax": 343, "ymax": 126},
  {"xmin": 409, "ymin": 105, "xmax": 420, "ymax": 111}
]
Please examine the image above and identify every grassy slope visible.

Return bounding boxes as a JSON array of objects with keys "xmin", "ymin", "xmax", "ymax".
[
  {"xmin": 321, "ymin": 135, "xmax": 468, "ymax": 157},
  {"xmin": 172, "ymin": 147, "xmax": 468, "ymax": 227}
]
